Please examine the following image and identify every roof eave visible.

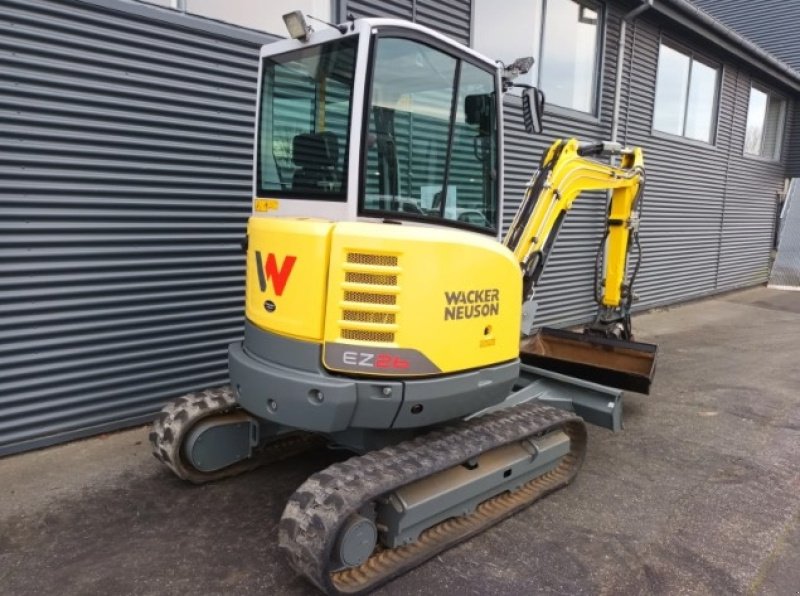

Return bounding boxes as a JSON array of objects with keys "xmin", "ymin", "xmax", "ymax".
[{"xmin": 655, "ymin": 0, "xmax": 800, "ymax": 93}]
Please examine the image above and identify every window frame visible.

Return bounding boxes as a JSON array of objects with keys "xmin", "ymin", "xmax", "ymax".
[
  {"xmin": 743, "ymin": 81, "xmax": 787, "ymax": 162},
  {"xmin": 536, "ymin": 0, "xmax": 606, "ymax": 117},
  {"xmin": 357, "ymin": 28, "xmax": 502, "ymax": 236},
  {"xmin": 651, "ymin": 36, "xmax": 722, "ymax": 146}
]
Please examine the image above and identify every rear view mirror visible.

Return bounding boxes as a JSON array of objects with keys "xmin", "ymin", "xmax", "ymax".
[
  {"xmin": 465, "ymin": 93, "xmax": 494, "ymax": 135},
  {"xmin": 522, "ymin": 87, "xmax": 545, "ymax": 134}
]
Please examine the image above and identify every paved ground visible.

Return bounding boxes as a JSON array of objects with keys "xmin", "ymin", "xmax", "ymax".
[{"xmin": 1, "ymin": 286, "xmax": 799, "ymax": 595}]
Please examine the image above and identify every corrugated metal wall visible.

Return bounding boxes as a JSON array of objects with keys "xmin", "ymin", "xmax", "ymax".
[
  {"xmin": 345, "ymin": 0, "xmax": 471, "ymax": 45},
  {"xmin": 715, "ymin": 71, "xmax": 789, "ymax": 291},
  {"xmin": 500, "ymin": 6, "xmax": 619, "ymax": 327},
  {"xmin": 690, "ymin": 0, "xmax": 800, "ymax": 73},
  {"xmin": 1, "ymin": 0, "xmax": 795, "ymax": 455},
  {"xmin": 788, "ymin": 113, "xmax": 800, "ymax": 178},
  {"xmin": 621, "ymin": 15, "xmax": 789, "ymax": 303},
  {"xmin": 684, "ymin": 0, "xmax": 800, "ymax": 178},
  {"xmin": 0, "ymin": 0, "xmax": 274, "ymax": 455}
]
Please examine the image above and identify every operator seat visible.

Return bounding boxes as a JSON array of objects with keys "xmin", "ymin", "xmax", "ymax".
[{"xmin": 292, "ymin": 131, "xmax": 340, "ymax": 191}]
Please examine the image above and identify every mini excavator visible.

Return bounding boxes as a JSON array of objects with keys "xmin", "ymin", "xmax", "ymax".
[{"xmin": 150, "ymin": 14, "xmax": 657, "ymax": 594}]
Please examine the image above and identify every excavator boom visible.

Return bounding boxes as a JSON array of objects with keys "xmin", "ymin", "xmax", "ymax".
[
  {"xmin": 506, "ymin": 139, "xmax": 643, "ymax": 307},
  {"xmin": 504, "ymin": 138, "xmax": 656, "ymax": 392}
]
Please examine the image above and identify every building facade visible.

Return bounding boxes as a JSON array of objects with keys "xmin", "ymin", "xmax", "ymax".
[{"xmin": 1, "ymin": 0, "xmax": 798, "ymax": 455}]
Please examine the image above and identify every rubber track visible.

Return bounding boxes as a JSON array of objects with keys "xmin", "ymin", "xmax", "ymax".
[
  {"xmin": 279, "ymin": 402, "xmax": 587, "ymax": 594},
  {"xmin": 149, "ymin": 385, "xmax": 321, "ymax": 484}
]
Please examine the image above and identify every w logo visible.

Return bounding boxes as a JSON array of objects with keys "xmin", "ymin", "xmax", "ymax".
[{"xmin": 255, "ymin": 251, "xmax": 297, "ymax": 296}]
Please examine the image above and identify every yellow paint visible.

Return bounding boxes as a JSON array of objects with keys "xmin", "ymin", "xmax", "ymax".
[
  {"xmin": 245, "ymin": 216, "xmax": 333, "ymax": 341},
  {"xmin": 604, "ymin": 165, "xmax": 641, "ymax": 306},
  {"xmin": 503, "ymin": 138, "xmax": 644, "ymax": 308},
  {"xmin": 321, "ymin": 222, "xmax": 521, "ymax": 376},
  {"xmin": 254, "ymin": 198, "xmax": 280, "ymax": 213},
  {"xmin": 245, "ymin": 217, "xmax": 520, "ymax": 376}
]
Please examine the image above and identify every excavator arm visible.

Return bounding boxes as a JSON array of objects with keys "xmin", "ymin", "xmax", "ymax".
[{"xmin": 504, "ymin": 138, "xmax": 645, "ymax": 339}]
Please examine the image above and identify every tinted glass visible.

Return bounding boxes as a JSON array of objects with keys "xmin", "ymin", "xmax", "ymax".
[
  {"xmin": 472, "ymin": 0, "xmax": 541, "ymax": 90},
  {"xmin": 684, "ymin": 60, "xmax": 718, "ymax": 142},
  {"xmin": 653, "ymin": 44, "xmax": 690, "ymax": 135},
  {"xmin": 363, "ymin": 37, "xmax": 498, "ymax": 232},
  {"xmin": 445, "ymin": 62, "xmax": 497, "ymax": 228},
  {"xmin": 745, "ymin": 87, "xmax": 768, "ymax": 155},
  {"xmin": 539, "ymin": 0, "xmax": 600, "ymax": 113},
  {"xmin": 745, "ymin": 86, "xmax": 785, "ymax": 159},
  {"xmin": 257, "ymin": 37, "xmax": 357, "ymax": 199},
  {"xmin": 654, "ymin": 44, "xmax": 719, "ymax": 142},
  {"xmin": 763, "ymin": 95, "xmax": 786, "ymax": 159},
  {"xmin": 364, "ymin": 38, "xmax": 456, "ymax": 215}
]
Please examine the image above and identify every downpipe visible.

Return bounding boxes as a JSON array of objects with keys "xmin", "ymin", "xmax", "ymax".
[{"xmin": 610, "ymin": 0, "xmax": 654, "ymax": 143}]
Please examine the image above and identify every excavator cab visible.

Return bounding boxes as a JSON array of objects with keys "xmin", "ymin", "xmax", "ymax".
[{"xmin": 255, "ymin": 18, "xmax": 506, "ymax": 235}]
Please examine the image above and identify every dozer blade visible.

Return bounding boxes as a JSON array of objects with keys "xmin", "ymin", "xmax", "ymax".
[{"xmin": 520, "ymin": 327, "xmax": 657, "ymax": 394}]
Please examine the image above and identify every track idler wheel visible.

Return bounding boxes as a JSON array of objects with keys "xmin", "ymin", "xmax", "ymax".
[
  {"xmin": 279, "ymin": 403, "xmax": 587, "ymax": 595},
  {"xmin": 149, "ymin": 386, "xmax": 258, "ymax": 484},
  {"xmin": 333, "ymin": 513, "xmax": 378, "ymax": 570},
  {"xmin": 149, "ymin": 386, "xmax": 320, "ymax": 484}
]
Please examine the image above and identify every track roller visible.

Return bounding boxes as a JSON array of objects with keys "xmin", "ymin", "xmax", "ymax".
[{"xmin": 279, "ymin": 402, "xmax": 587, "ymax": 594}]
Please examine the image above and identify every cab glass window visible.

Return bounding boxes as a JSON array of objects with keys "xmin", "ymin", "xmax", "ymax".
[
  {"xmin": 257, "ymin": 37, "xmax": 357, "ymax": 200},
  {"xmin": 362, "ymin": 36, "xmax": 498, "ymax": 232}
]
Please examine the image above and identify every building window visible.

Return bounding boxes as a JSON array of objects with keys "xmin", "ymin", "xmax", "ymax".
[
  {"xmin": 539, "ymin": 0, "xmax": 602, "ymax": 113},
  {"xmin": 472, "ymin": 0, "xmax": 602, "ymax": 114},
  {"xmin": 744, "ymin": 85, "xmax": 786, "ymax": 160},
  {"xmin": 652, "ymin": 42, "xmax": 720, "ymax": 143}
]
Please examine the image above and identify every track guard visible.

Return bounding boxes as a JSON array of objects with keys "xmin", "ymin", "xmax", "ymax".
[{"xmin": 183, "ymin": 412, "xmax": 258, "ymax": 473}]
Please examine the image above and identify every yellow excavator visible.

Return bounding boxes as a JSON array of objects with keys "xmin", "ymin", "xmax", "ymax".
[{"xmin": 150, "ymin": 14, "xmax": 657, "ymax": 595}]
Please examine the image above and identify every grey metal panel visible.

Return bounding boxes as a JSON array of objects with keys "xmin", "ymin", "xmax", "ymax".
[
  {"xmin": 502, "ymin": 100, "xmax": 611, "ymax": 328},
  {"xmin": 770, "ymin": 179, "xmax": 800, "ymax": 289},
  {"xmin": 715, "ymin": 67, "xmax": 788, "ymax": 291},
  {"xmin": 690, "ymin": 0, "xmax": 800, "ymax": 74},
  {"xmin": 3, "ymin": 0, "xmax": 795, "ymax": 456},
  {"xmin": 344, "ymin": 0, "xmax": 413, "ymax": 21},
  {"xmin": 617, "ymin": 16, "xmax": 727, "ymax": 309},
  {"xmin": 344, "ymin": 0, "xmax": 471, "ymax": 45},
  {"xmin": 788, "ymin": 104, "xmax": 800, "ymax": 178},
  {"xmin": 415, "ymin": 0, "xmax": 471, "ymax": 46},
  {"xmin": 504, "ymin": 6, "xmax": 790, "ymax": 322},
  {"xmin": 0, "ymin": 0, "xmax": 275, "ymax": 455},
  {"xmin": 617, "ymin": 14, "xmax": 786, "ymax": 309}
]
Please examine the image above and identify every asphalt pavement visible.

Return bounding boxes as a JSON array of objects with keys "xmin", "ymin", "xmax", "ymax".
[{"xmin": 1, "ymin": 286, "xmax": 798, "ymax": 595}]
